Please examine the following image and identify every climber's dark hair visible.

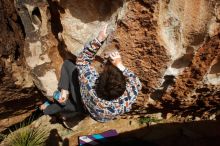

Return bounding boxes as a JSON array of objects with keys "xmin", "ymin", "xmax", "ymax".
[{"xmin": 95, "ymin": 61, "xmax": 126, "ymax": 101}]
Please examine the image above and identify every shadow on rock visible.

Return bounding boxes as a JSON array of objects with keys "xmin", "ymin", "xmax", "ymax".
[
  {"xmin": 46, "ymin": 129, "xmax": 64, "ymax": 146},
  {"xmin": 49, "ymin": 112, "xmax": 86, "ymax": 130},
  {"xmin": 59, "ymin": 0, "xmax": 123, "ymax": 23}
]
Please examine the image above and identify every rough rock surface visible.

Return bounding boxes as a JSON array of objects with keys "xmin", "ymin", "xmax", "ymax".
[
  {"xmin": 0, "ymin": 0, "xmax": 45, "ymax": 132},
  {"xmin": 1, "ymin": 0, "xmax": 220, "ymax": 133},
  {"xmin": 15, "ymin": 0, "xmax": 125, "ymax": 97},
  {"xmin": 15, "ymin": 0, "xmax": 220, "ymax": 102}
]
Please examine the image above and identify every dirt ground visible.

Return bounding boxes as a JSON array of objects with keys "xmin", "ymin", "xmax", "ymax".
[{"xmin": 2, "ymin": 114, "xmax": 220, "ymax": 146}]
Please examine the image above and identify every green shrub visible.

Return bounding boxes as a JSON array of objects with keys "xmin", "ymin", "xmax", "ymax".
[
  {"xmin": 6, "ymin": 126, "xmax": 49, "ymax": 146},
  {"xmin": 139, "ymin": 117, "xmax": 161, "ymax": 124}
]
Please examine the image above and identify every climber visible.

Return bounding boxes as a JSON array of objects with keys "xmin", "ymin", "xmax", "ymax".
[
  {"xmin": 39, "ymin": 59, "xmax": 84, "ymax": 119},
  {"xmin": 40, "ymin": 24, "xmax": 142, "ymax": 123},
  {"xmin": 76, "ymin": 24, "xmax": 142, "ymax": 122}
]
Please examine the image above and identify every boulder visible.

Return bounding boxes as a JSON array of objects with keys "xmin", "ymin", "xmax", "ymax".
[
  {"xmin": 14, "ymin": 0, "xmax": 220, "ymax": 111},
  {"xmin": 15, "ymin": 0, "xmax": 126, "ymax": 97}
]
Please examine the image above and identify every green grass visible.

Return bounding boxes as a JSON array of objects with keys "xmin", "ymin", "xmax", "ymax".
[
  {"xmin": 0, "ymin": 115, "xmax": 36, "ymax": 143},
  {"xmin": 139, "ymin": 117, "xmax": 161, "ymax": 124},
  {"xmin": 6, "ymin": 125, "xmax": 49, "ymax": 146},
  {"xmin": 2, "ymin": 115, "xmax": 50, "ymax": 146}
]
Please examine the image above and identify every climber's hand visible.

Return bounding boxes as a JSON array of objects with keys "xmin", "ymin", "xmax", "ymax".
[
  {"xmin": 97, "ymin": 24, "xmax": 108, "ymax": 42},
  {"xmin": 48, "ymin": 97, "xmax": 54, "ymax": 102},
  {"xmin": 39, "ymin": 104, "xmax": 47, "ymax": 110},
  {"xmin": 58, "ymin": 96, "xmax": 67, "ymax": 104},
  {"xmin": 109, "ymin": 51, "xmax": 126, "ymax": 71},
  {"xmin": 109, "ymin": 51, "xmax": 122, "ymax": 66}
]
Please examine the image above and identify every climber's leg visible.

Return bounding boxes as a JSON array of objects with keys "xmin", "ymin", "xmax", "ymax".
[{"xmin": 58, "ymin": 60, "xmax": 83, "ymax": 112}]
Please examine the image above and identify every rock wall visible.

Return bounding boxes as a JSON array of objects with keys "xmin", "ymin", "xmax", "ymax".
[
  {"xmin": 116, "ymin": 0, "xmax": 220, "ymax": 118},
  {"xmin": 0, "ymin": 0, "xmax": 44, "ymax": 132},
  {"xmin": 15, "ymin": 0, "xmax": 220, "ymax": 113},
  {"xmin": 15, "ymin": 0, "xmax": 125, "ymax": 97},
  {"xmin": 0, "ymin": 0, "xmax": 33, "ymax": 88},
  {"xmin": 1, "ymin": 0, "xmax": 220, "ymax": 131},
  {"xmin": 158, "ymin": 0, "xmax": 220, "ymax": 81}
]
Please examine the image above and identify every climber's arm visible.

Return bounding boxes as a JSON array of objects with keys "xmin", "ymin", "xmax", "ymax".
[
  {"xmin": 76, "ymin": 40, "xmax": 101, "ymax": 66},
  {"xmin": 108, "ymin": 51, "xmax": 142, "ymax": 114},
  {"xmin": 109, "ymin": 51, "xmax": 142, "ymax": 90},
  {"xmin": 76, "ymin": 25, "xmax": 108, "ymax": 66},
  {"xmin": 119, "ymin": 68, "xmax": 142, "ymax": 113}
]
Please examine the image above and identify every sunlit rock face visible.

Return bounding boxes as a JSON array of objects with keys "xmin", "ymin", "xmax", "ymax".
[
  {"xmin": 15, "ymin": 0, "xmax": 220, "ymax": 114},
  {"xmin": 158, "ymin": 0, "xmax": 220, "ymax": 81},
  {"xmin": 58, "ymin": 0, "xmax": 125, "ymax": 55},
  {"xmin": 15, "ymin": 0, "xmax": 125, "ymax": 97}
]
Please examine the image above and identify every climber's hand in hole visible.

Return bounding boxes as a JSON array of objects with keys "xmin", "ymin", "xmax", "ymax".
[
  {"xmin": 97, "ymin": 24, "xmax": 108, "ymax": 42},
  {"xmin": 109, "ymin": 51, "xmax": 126, "ymax": 71}
]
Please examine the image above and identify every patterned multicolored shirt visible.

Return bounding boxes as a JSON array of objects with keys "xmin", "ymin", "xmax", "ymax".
[{"xmin": 76, "ymin": 40, "xmax": 142, "ymax": 122}]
